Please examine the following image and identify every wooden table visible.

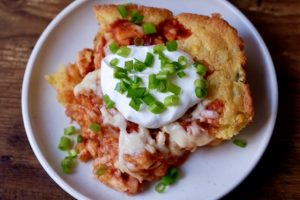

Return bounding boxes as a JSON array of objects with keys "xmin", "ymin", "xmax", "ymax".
[{"xmin": 0, "ymin": 0, "xmax": 299, "ymax": 199}]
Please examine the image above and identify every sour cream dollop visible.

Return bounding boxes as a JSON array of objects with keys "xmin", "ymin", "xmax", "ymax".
[{"xmin": 101, "ymin": 45, "xmax": 200, "ymax": 129}]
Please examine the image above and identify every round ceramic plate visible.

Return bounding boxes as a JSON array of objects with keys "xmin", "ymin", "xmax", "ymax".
[{"xmin": 22, "ymin": 0, "xmax": 278, "ymax": 199}]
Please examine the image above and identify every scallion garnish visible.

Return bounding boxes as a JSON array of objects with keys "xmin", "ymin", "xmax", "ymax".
[
  {"xmin": 96, "ymin": 165, "xmax": 108, "ymax": 176},
  {"xmin": 164, "ymin": 95, "xmax": 180, "ymax": 106},
  {"xmin": 233, "ymin": 139, "xmax": 247, "ymax": 148},
  {"xmin": 161, "ymin": 167, "xmax": 180, "ymax": 185},
  {"xmin": 142, "ymin": 23, "xmax": 157, "ymax": 34},
  {"xmin": 148, "ymin": 74, "xmax": 158, "ymax": 89},
  {"xmin": 109, "ymin": 58, "xmax": 119, "ymax": 66},
  {"xmin": 115, "ymin": 80, "xmax": 130, "ymax": 94},
  {"xmin": 144, "ymin": 52, "xmax": 154, "ymax": 67},
  {"xmin": 58, "ymin": 136, "xmax": 72, "ymax": 151},
  {"xmin": 134, "ymin": 59, "xmax": 147, "ymax": 72},
  {"xmin": 155, "ymin": 182, "xmax": 167, "ymax": 193},
  {"xmin": 116, "ymin": 46, "xmax": 131, "ymax": 57},
  {"xmin": 89, "ymin": 122, "xmax": 101, "ymax": 133},
  {"xmin": 157, "ymin": 80, "xmax": 167, "ymax": 93},
  {"xmin": 131, "ymin": 76, "xmax": 143, "ymax": 88},
  {"xmin": 166, "ymin": 40, "xmax": 178, "ymax": 51},
  {"xmin": 68, "ymin": 149, "xmax": 77, "ymax": 158},
  {"xmin": 127, "ymin": 87, "xmax": 146, "ymax": 98},
  {"xmin": 125, "ymin": 60, "xmax": 134, "ymax": 71},
  {"xmin": 178, "ymin": 56, "xmax": 188, "ymax": 68},
  {"xmin": 103, "ymin": 94, "xmax": 115, "ymax": 109},
  {"xmin": 194, "ymin": 62, "xmax": 207, "ymax": 76},
  {"xmin": 130, "ymin": 10, "xmax": 144, "ymax": 24},
  {"xmin": 162, "ymin": 63, "xmax": 176, "ymax": 75},
  {"xmin": 142, "ymin": 93, "xmax": 156, "ymax": 105},
  {"xmin": 77, "ymin": 135, "xmax": 83, "ymax": 143},
  {"xmin": 149, "ymin": 101, "xmax": 166, "ymax": 114},
  {"xmin": 117, "ymin": 5, "xmax": 128, "ymax": 18},
  {"xmin": 109, "ymin": 42, "xmax": 119, "ymax": 53},
  {"xmin": 194, "ymin": 79, "xmax": 208, "ymax": 98},
  {"xmin": 156, "ymin": 72, "xmax": 168, "ymax": 80},
  {"xmin": 129, "ymin": 97, "xmax": 142, "ymax": 111},
  {"xmin": 153, "ymin": 44, "xmax": 165, "ymax": 54},
  {"xmin": 167, "ymin": 82, "xmax": 181, "ymax": 95},
  {"xmin": 177, "ymin": 71, "xmax": 186, "ymax": 78},
  {"xmin": 113, "ymin": 67, "xmax": 127, "ymax": 79},
  {"xmin": 64, "ymin": 126, "xmax": 76, "ymax": 135},
  {"xmin": 61, "ymin": 156, "xmax": 75, "ymax": 174}
]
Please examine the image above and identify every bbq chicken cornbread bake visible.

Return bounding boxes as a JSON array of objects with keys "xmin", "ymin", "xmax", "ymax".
[{"xmin": 45, "ymin": 4, "xmax": 254, "ymax": 195}]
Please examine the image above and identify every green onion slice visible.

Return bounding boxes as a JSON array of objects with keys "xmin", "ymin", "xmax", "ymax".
[
  {"xmin": 96, "ymin": 165, "xmax": 108, "ymax": 176},
  {"xmin": 142, "ymin": 23, "xmax": 157, "ymax": 34},
  {"xmin": 167, "ymin": 82, "xmax": 181, "ymax": 95},
  {"xmin": 194, "ymin": 63, "xmax": 207, "ymax": 76},
  {"xmin": 155, "ymin": 182, "xmax": 167, "ymax": 193},
  {"xmin": 131, "ymin": 76, "xmax": 143, "ymax": 88},
  {"xmin": 116, "ymin": 46, "xmax": 131, "ymax": 57},
  {"xmin": 134, "ymin": 59, "xmax": 147, "ymax": 72},
  {"xmin": 113, "ymin": 67, "xmax": 127, "ymax": 79},
  {"xmin": 153, "ymin": 44, "xmax": 165, "ymax": 54},
  {"xmin": 109, "ymin": 58, "xmax": 119, "ymax": 66},
  {"xmin": 130, "ymin": 10, "xmax": 144, "ymax": 24},
  {"xmin": 144, "ymin": 52, "xmax": 154, "ymax": 67},
  {"xmin": 129, "ymin": 97, "xmax": 142, "ymax": 111},
  {"xmin": 164, "ymin": 95, "xmax": 180, "ymax": 106},
  {"xmin": 58, "ymin": 136, "xmax": 72, "ymax": 151},
  {"xmin": 148, "ymin": 74, "xmax": 158, "ymax": 89},
  {"xmin": 61, "ymin": 156, "xmax": 75, "ymax": 174},
  {"xmin": 149, "ymin": 101, "xmax": 166, "ymax": 114},
  {"xmin": 157, "ymin": 80, "xmax": 167, "ymax": 93},
  {"xmin": 127, "ymin": 87, "xmax": 146, "ymax": 98},
  {"xmin": 125, "ymin": 60, "xmax": 134, "ymax": 71},
  {"xmin": 89, "ymin": 122, "xmax": 101, "ymax": 133},
  {"xmin": 161, "ymin": 167, "xmax": 180, "ymax": 185},
  {"xmin": 162, "ymin": 63, "xmax": 176, "ymax": 75},
  {"xmin": 177, "ymin": 71, "xmax": 186, "ymax": 78},
  {"xmin": 77, "ymin": 135, "xmax": 83, "ymax": 143},
  {"xmin": 233, "ymin": 139, "xmax": 247, "ymax": 148},
  {"xmin": 178, "ymin": 56, "xmax": 188, "ymax": 68},
  {"xmin": 109, "ymin": 42, "xmax": 119, "ymax": 53},
  {"xmin": 156, "ymin": 72, "xmax": 169, "ymax": 80},
  {"xmin": 166, "ymin": 40, "xmax": 178, "ymax": 51},
  {"xmin": 103, "ymin": 94, "xmax": 115, "ymax": 109},
  {"xmin": 64, "ymin": 126, "xmax": 76, "ymax": 135},
  {"xmin": 68, "ymin": 149, "xmax": 77, "ymax": 158},
  {"xmin": 115, "ymin": 80, "xmax": 130, "ymax": 94},
  {"xmin": 117, "ymin": 5, "xmax": 128, "ymax": 18},
  {"xmin": 142, "ymin": 93, "xmax": 156, "ymax": 105},
  {"xmin": 195, "ymin": 86, "xmax": 208, "ymax": 98}
]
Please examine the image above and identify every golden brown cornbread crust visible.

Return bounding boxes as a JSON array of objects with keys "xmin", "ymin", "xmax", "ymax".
[{"xmin": 93, "ymin": 5, "xmax": 254, "ymax": 140}]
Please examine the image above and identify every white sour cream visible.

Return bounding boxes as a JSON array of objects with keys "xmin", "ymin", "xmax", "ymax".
[{"xmin": 101, "ymin": 45, "xmax": 200, "ymax": 129}]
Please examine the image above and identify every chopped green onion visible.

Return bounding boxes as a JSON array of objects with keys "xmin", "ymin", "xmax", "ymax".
[
  {"xmin": 133, "ymin": 37, "xmax": 144, "ymax": 46},
  {"xmin": 129, "ymin": 97, "xmax": 142, "ymax": 111},
  {"xmin": 161, "ymin": 167, "xmax": 180, "ymax": 185},
  {"xmin": 96, "ymin": 165, "xmax": 108, "ymax": 176},
  {"xmin": 64, "ymin": 126, "xmax": 76, "ymax": 135},
  {"xmin": 116, "ymin": 46, "xmax": 131, "ymax": 57},
  {"xmin": 166, "ymin": 40, "xmax": 178, "ymax": 51},
  {"xmin": 130, "ymin": 10, "xmax": 144, "ymax": 24},
  {"xmin": 89, "ymin": 122, "xmax": 101, "ymax": 133},
  {"xmin": 178, "ymin": 56, "xmax": 188, "ymax": 68},
  {"xmin": 61, "ymin": 156, "xmax": 75, "ymax": 174},
  {"xmin": 109, "ymin": 58, "xmax": 119, "ymax": 66},
  {"xmin": 127, "ymin": 87, "xmax": 146, "ymax": 98},
  {"xmin": 148, "ymin": 74, "xmax": 158, "ymax": 89},
  {"xmin": 167, "ymin": 82, "xmax": 181, "ymax": 95},
  {"xmin": 149, "ymin": 101, "xmax": 166, "ymax": 114},
  {"xmin": 68, "ymin": 149, "xmax": 77, "ymax": 158},
  {"xmin": 113, "ymin": 67, "xmax": 127, "ymax": 79},
  {"xmin": 155, "ymin": 182, "xmax": 167, "ymax": 193},
  {"xmin": 158, "ymin": 53, "xmax": 170, "ymax": 65},
  {"xmin": 134, "ymin": 59, "xmax": 147, "ymax": 72},
  {"xmin": 156, "ymin": 72, "xmax": 168, "ymax": 80},
  {"xmin": 194, "ymin": 78, "xmax": 208, "ymax": 88},
  {"xmin": 131, "ymin": 76, "xmax": 143, "ymax": 88},
  {"xmin": 77, "ymin": 135, "xmax": 83, "ymax": 143},
  {"xmin": 125, "ymin": 60, "xmax": 134, "ymax": 71},
  {"xmin": 142, "ymin": 23, "xmax": 157, "ymax": 34},
  {"xmin": 195, "ymin": 86, "xmax": 208, "ymax": 98},
  {"xmin": 117, "ymin": 5, "xmax": 128, "ymax": 18},
  {"xmin": 109, "ymin": 42, "xmax": 119, "ymax": 53},
  {"xmin": 162, "ymin": 63, "xmax": 176, "ymax": 75},
  {"xmin": 164, "ymin": 95, "xmax": 180, "ymax": 106},
  {"xmin": 103, "ymin": 94, "xmax": 115, "ymax": 109},
  {"xmin": 115, "ymin": 80, "xmax": 130, "ymax": 94},
  {"xmin": 142, "ymin": 93, "xmax": 156, "ymax": 105},
  {"xmin": 177, "ymin": 71, "xmax": 186, "ymax": 78},
  {"xmin": 153, "ymin": 44, "xmax": 165, "ymax": 54},
  {"xmin": 233, "ymin": 139, "xmax": 247, "ymax": 148},
  {"xmin": 144, "ymin": 52, "xmax": 154, "ymax": 67},
  {"xmin": 157, "ymin": 80, "xmax": 167, "ymax": 93},
  {"xmin": 194, "ymin": 63, "xmax": 207, "ymax": 76},
  {"xmin": 58, "ymin": 136, "xmax": 72, "ymax": 151}
]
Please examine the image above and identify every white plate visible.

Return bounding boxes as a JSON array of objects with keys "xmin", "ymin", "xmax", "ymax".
[{"xmin": 22, "ymin": 0, "xmax": 278, "ymax": 199}]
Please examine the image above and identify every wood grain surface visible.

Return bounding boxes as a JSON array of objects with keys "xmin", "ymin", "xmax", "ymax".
[{"xmin": 0, "ymin": 0, "xmax": 299, "ymax": 199}]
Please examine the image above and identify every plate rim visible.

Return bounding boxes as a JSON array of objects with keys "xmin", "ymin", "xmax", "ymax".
[{"xmin": 21, "ymin": 0, "xmax": 278, "ymax": 199}]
